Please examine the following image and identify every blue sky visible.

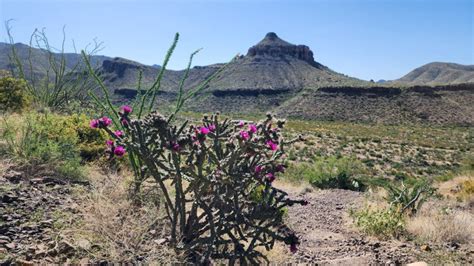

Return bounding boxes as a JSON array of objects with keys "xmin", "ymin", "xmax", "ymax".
[{"xmin": 1, "ymin": 0, "xmax": 472, "ymax": 81}]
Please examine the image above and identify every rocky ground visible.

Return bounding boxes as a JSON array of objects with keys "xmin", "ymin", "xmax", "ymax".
[
  {"xmin": 1, "ymin": 168, "xmax": 472, "ymax": 265},
  {"xmin": 0, "ymin": 168, "xmax": 85, "ymax": 264},
  {"xmin": 275, "ymin": 184, "xmax": 473, "ymax": 265}
]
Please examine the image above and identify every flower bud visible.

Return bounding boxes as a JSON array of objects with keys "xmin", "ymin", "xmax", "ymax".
[
  {"xmin": 114, "ymin": 146, "xmax": 126, "ymax": 157},
  {"xmin": 89, "ymin": 119, "xmax": 99, "ymax": 129},
  {"xmin": 120, "ymin": 105, "xmax": 132, "ymax": 114}
]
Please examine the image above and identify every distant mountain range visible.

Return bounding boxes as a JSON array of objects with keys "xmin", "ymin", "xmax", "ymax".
[{"xmin": 1, "ymin": 33, "xmax": 473, "ymax": 125}]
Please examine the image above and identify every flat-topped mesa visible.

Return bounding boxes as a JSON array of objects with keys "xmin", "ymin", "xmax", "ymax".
[{"xmin": 246, "ymin": 32, "xmax": 318, "ymax": 67}]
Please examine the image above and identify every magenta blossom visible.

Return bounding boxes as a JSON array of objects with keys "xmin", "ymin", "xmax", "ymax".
[
  {"xmin": 238, "ymin": 120, "xmax": 244, "ymax": 127},
  {"xmin": 276, "ymin": 164, "xmax": 285, "ymax": 172},
  {"xmin": 120, "ymin": 117, "xmax": 129, "ymax": 126},
  {"xmin": 99, "ymin": 116, "xmax": 112, "ymax": 127},
  {"xmin": 172, "ymin": 142, "xmax": 180, "ymax": 152},
  {"xmin": 120, "ymin": 105, "xmax": 132, "ymax": 114},
  {"xmin": 208, "ymin": 124, "xmax": 216, "ymax": 132},
  {"xmin": 114, "ymin": 146, "xmax": 126, "ymax": 157},
  {"xmin": 240, "ymin": 131, "xmax": 250, "ymax": 141},
  {"xmin": 114, "ymin": 130, "xmax": 124, "ymax": 138},
  {"xmin": 106, "ymin": 140, "xmax": 114, "ymax": 147},
  {"xmin": 266, "ymin": 140, "xmax": 278, "ymax": 151},
  {"xmin": 255, "ymin": 165, "xmax": 263, "ymax": 174},
  {"xmin": 266, "ymin": 173, "xmax": 276, "ymax": 182},
  {"xmin": 248, "ymin": 124, "xmax": 257, "ymax": 134},
  {"xmin": 290, "ymin": 243, "xmax": 298, "ymax": 254},
  {"xmin": 89, "ymin": 119, "xmax": 99, "ymax": 129},
  {"xmin": 200, "ymin": 127, "xmax": 210, "ymax": 135}
]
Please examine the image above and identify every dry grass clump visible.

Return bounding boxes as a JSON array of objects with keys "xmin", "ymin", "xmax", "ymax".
[
  {"xmin": 406, "ymin": 204, "xmax": 474, "ymax": 244},
  {"xmin": 63, "ymin": 166, "xmax": 178, "ymax": 263}
]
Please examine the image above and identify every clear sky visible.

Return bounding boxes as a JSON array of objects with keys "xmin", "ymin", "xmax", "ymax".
[{"xmin": 1, "ymin": 0, "xmax": 472, "ymax": 81}]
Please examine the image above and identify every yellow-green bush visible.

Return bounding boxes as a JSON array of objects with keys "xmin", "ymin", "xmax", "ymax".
[
  {"xmin": 1, "ymin": 111, "xmax": 108, "ymax": 180},
  {"xmin": 0, "ymin": 75, "xmax": 32, "ymax": 112},
  {"xmin": 68, "ymin": 114, "xmax": 109, "ymax": 161},
  {"xmin": 350, "ymin": 207, "xmax": 405, "ymax": 239}
]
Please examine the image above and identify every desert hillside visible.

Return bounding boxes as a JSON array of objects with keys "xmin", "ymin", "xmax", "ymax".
[{"xmin": 395, "ymin": 62, "xmax": 474, "ymax": 85}]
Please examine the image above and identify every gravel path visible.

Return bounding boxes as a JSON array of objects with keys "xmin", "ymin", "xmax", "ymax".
[{"xmin": 283, "ymin": 187, "xmax": 418, "ymax": 265}]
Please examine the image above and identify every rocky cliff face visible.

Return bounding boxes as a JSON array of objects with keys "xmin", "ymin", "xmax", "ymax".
[
  {"xmin": 246, "ymin": 32, "xmax": 320, "ymax": 68},
  {"xmin": 101, "ymin": 58, "xmax": 144, "ymax": 78}
]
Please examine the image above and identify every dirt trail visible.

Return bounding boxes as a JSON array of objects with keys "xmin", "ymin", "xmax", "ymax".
[{"xmin": 282, "ymin": 186, "xmax": 418, "ymax": 265}]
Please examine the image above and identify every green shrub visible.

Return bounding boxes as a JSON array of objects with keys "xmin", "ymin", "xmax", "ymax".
[
  {"xmin": 0, "ymin": 75, "xmax": 32, "ymax": 112},
  {"xmin": 282, "ymin": 156, "xmax": 366, "ymax": 190},
  {"xmin": 68, "ymin": 114, "xmax": 109, "ymax": 160},
  {"xmin": 383, "ymin": 179, "xmax": 435, "ymax": 216},
  {"xmin": 0, "ymin": 112, "xmax": 106, "ymax": 180},
  {"xmin": 351, "ymin": 207, "xmax": 405, "ymax": 239}
]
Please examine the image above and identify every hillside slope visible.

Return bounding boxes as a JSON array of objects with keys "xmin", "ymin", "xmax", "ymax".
[
  {"xmin": 395, "ymin": 62, "xmax": 474, "ymax": 85},
  {"xmin": 0, "ymin": 42, "xmax": 110, "ymax": 78}
]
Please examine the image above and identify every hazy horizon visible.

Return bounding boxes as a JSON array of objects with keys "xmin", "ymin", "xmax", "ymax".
[{"xmin": 1, "ymin": 0, "xmax": 472, "ymax": 81}]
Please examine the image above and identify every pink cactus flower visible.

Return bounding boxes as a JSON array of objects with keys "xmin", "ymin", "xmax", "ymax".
[
  {"xmin": 200, "ymin": 127, "xmax": 210, "ymax": 135},
  {"xmin": 276, "ymin": 164, "xmax": 285, "ymax": 172},
  {"xmin": 266, "ymin": 140, "xmax": 278, "ymax": 151},
  {"xmin": 114, "ymin": 130, "xmax": 124, "ymax": 138},
  {"xmin": 106, "ymin": 140, "xmax": 114, "ymax": 147},
  {"xmin": 172, "ymin": 142, "xmax": 180, "ymax": 152},
  {"xmin": 290, "ymin": 243, "xmax": 298, "ymax": 253},
  {"xmin": 120, "ymin": 117, "xmax": 129, "ymax": 126},
  {"xmin": 248, "ymin": 124, "xmax": 257, "ymax": 133},
  {"xmin": 89, "ymin": 119, "xmax": 99, "ymax": 129},
  {"xmin": 238, "ymin": 120, "xmax": 244, "ymax": 127},
  {"xmin": 114, "ymin": 146, "xmax": 126, "ymax": 157},
  {"xmin": 99, "ymin": 116, "xmax": 112, "ymax": 127},
  {"xmin": 266, "ymin": 173, "xmax": 275, "ymax": 182},
  {"xmin": 240, "ymin": 131, "xmax": 250, "ymax": 141},
  {"xmin": 120, "ymin": 105, "xmax": 132, "ymax": 114},
  {"xmin": 255, "ymin": 165, "xmax": 263, "ymax": 174},
  {"xmin": 208, "ymin": 124, "xmax": 216, "ymax": 132}
]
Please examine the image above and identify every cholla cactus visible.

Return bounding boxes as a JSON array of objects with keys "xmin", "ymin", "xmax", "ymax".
[{"xmin": 91, "ymin": 110, "xmax": 308, "ymax": 263}]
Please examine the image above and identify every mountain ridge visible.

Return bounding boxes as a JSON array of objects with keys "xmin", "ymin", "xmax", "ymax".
[
  {"xmin": 395, "ymin": 62, "xmax": 474, "ymax": 85},
  {"xmin": 1, "ymin": 34, "xmax": 473, "ymax": 126}
]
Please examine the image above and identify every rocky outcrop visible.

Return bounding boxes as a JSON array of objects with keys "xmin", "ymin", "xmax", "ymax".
[
  {"xmin": 101, "ymin": 58, "xmax": 144, "ymax": 78},
  {"xmin": 246, "ymin": 32, "xmax": 320, "ymax": 68}
]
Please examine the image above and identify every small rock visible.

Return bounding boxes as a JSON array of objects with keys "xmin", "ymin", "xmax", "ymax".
[
  {"xmin": 5, "ymin": 242, "xmax": 16, "ymax": 250},
  {"xmin": 2, "ymin": 194, "xmax": 19, "ymax": 203},
  {"xmin": 154, "ymin": 238, "xmax": 168, "ymax": 245},
  {"xmin": 445, "ymin": 241, "xmax": 460, "ymax": 250},
  {"xmin": 407, "ymin": 262, "xmax": 428, "ymax": 266},
  {"xmin": 420, "ymin": 244, "xmax": 431, "ymax": 251},
  {"xmin": 371, "ymin": 242, "xmax": 381, "ymax": 249},
  {"xmin": 57, "ymin": 240, "xmax": 75, "ymax": 254},
  {"xmin": 39, "ymin": 219, "xmax": 53, "ymax": 227},
  {"xmin": 0, "ymin": 236, "xmax": 11, "ymax": 242},
  {"xmin": 76, "ymin": 238, "xmax": 91, "ymax": 250},
  {"xmin": 14, "ymin": 259, "xmax": 34, "ymax": 266},
  {"xmin": 4, "ymin": 170, "xmax": 22, "ymax": 183}
]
